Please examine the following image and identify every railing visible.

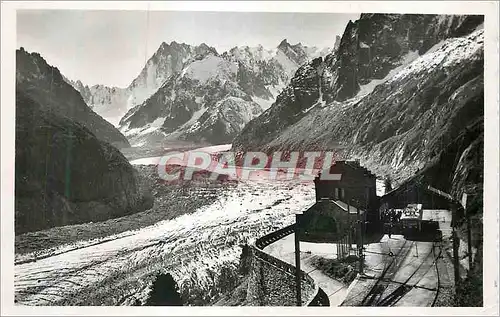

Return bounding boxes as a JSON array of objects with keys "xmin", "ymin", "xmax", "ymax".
[
  {"xmin": 250, "ymin": 223, "xmax": 329, "ymax": 306},
  {"xmin": 255, "ymin": 224, "xmax": 296, "ymax": 249}
]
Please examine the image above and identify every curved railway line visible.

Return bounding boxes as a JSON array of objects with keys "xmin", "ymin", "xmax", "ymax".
[
  {"xmin": 360, "ymin": 239, "xmax": 443, "ymax": 307},
  {"xmin": 360, "ymin": 239, "xmax": 414, "ymax": 306},
  {"xmin": 378, "ymin": 243, "xmax": 443, "ymax": 306}
]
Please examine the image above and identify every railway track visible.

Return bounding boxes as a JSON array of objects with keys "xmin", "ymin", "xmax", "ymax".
[
  {"xmin": 431, "ymin": 242, "xmax": 441, "ymax": 307},
  {"xmin": 360, "ymin": 239, "xmax": 414, "ymax": 306},
  {"xmin": 377, "ymin": 242, "xmax": 443, "ymax": 306},
  {"xmin": 360, "ymin": 239, "xmax": 445, "ymax": 307}
]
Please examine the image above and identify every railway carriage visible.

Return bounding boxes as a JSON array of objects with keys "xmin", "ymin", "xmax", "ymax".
[
  {"xmin": 400, "ymin": 203, "xmax": 423, "ymax": 231},
  {"xmin": 401, "ymin": 203, "xmax": 442, "ymax": 241}
]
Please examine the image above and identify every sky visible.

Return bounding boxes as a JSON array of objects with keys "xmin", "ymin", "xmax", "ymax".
[{"xmin": 17, "ymin": 10, "xmax": 360, "ymax": 88}]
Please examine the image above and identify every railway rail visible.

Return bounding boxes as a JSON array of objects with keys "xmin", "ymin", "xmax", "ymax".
[
  {"xmin": 360, "ymin": 239, "xmax": 414, "ymax": 306},
  {"xmin": 360, "ymin": 239, "xmax": 443, "ymax": 307},
  {"xmin": 377, "ymin": 243, "xmax": 442, "ymax": 306}
]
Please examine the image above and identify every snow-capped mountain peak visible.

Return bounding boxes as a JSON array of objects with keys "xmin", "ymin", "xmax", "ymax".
[
  {"xmin": 69, "ymin": 39, "xmax": 331, "ymax": 146},
  {"xmin": 116, "ymin": 39, "xmax": 331, "ymax": 146}
]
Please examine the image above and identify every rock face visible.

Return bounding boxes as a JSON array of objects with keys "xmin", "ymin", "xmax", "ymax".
[
  {"xmin": 16, "ymin": 48, "xmax": 130, "ymax": 148},
  {"xmin": 232, "ymin": 13, "xmax": 484, "ymax": 194},
  {"xmin": 15, "ymin": 90, "xmax": 153, "ymax": 234},
  {"xmin": 117, "ymin": 41, "xmax": 330, "ymax": 146},
  {"xmin": 126, "ymin": 42, "xmax": 219, "ymax": 110},
  {"xmin": 320, "ymin": 14, "xmax": 484, "ymax": 102}
]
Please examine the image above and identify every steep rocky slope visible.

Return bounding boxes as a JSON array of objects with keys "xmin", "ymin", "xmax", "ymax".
[
  {"xmin": 16, "ymin": 48, "xmax": 130, "ymax": 148},
  {"xmin": 15, "ymin": 90, "xmax": 153, "ymax": 234},
  {"xmin": 232, "ymin": 14, "xmax": 484, "ymax": 190},
  {"xmin": 118, "ymin": 41, "xmax": 329, "ymax": 146}
]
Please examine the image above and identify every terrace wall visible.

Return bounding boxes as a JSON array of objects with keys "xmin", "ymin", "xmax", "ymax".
[{"xmin": 245, "ymin": 224, "xmax": 329, "ymax": 306}]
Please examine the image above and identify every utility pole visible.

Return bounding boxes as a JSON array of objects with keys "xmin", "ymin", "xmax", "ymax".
[
  {"xmin": 357, "ymin": 206, "xmax": 363, "ymax": 274},
  {"xmin": 347, "ymin": 200, "xmax": 352, "ymax": 256},
  {"xmin": 451, "ymin": 205, "xmax": 461, "ymax": 286},
  {"xmin": 294, "ymin": 214, "xmax": 302, "ymax": 306}
]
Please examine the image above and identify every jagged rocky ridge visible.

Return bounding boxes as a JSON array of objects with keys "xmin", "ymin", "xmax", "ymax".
[
  {"xmin": 17, "ymin": 48, "xmax": 130, "ymax": 148},
  {"xmin": 65, "ymin": 81, "xmax": 129, "ymax": 127},
  {"xmin": 232, "ymin": 14, "xmax": 484, "ymax": 195},
  {"xmin": 119, "ymin": 54, "xmax": 263, "ymax": 146},
  {"xmin": 118, "ymin": 40, "xmax": 329, "ymax": 146},
  {"xmin": 69, "ymin": 40, "xmax": 329, "ymax": 146}
]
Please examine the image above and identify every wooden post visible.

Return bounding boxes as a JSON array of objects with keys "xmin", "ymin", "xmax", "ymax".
[
  {"xmin": 336, "ymin": 238, "xmax": 340, "ymax": 260},
  {"xmin": 347, "ymin": 201, "xmax": 352, "ymax": 256},
  {"xmin": 348, "ymin": 234, "xmax": 351, "ymax": 257},
  {"xmin": 357, "ymin": 206, "xmax": 363, "ymax": 274},
  {"xmin": 451, "ymin": 205, "xmax": 461, "ymax": 286},
  {"xmin": 294, "ymin": 214, "xmax": 302, "ymax": 306},
  {"xmin": 340, "ymin": 237, "xmax": 343, "ymax": 258},
  {"xmin": 341, "ymin": 236, "xmax": 344, "ymax": 258},
  {"xmin": 340, "ymin": 237, "xmax": 345, "ymax": 258},
  {"xmin": 467, "ymin": 215, "xmax": 473, "ymax": 272},
  {"xmin": 344, "ymin": 236, "xmax": 347, "ymax": 257}
]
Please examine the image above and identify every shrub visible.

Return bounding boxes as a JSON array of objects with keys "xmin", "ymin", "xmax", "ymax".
[{"xmin": 145, "ymin": 273, "xmax": 183, "ymax": 306}]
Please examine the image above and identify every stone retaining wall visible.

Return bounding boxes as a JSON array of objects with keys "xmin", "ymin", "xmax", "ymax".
[{"xmin": 245, "ymin": 224, "xmax": 329, "ymax": 306}]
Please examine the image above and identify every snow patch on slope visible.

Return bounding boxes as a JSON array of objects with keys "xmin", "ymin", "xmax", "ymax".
[
  {"xmin": 181, "ymin": 55, "xmax": 238, "ymax": 84},
  {"xmin": 356, "ymin": 50, "xmax": 420, "ymax": 98},
  {"xmin": 122, "ymin": 117, "xmax": 166, "ymax": 137},
  {"xmin": 251, "ymin": 96, "xmax": 274, "ymax": 111},
  {"xmin": 390, "ymin": 29, "xmax": 484, "ymax": 83}
]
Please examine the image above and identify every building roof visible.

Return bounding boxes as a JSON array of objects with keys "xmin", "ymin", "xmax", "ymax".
[
  {"xmin": 306, "ymin": 198, "xmax": 365, "ymax": 215},
  {"xmin": 317, "ymin": 160, "xmax": 377, "ymax": 180},
  {"xmin": 333, "ymin": 199, "xmax": 366, "ymax": 215}
]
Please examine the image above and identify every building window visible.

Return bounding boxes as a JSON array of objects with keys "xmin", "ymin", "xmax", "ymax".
[
  {"xmin": 340, "ymin": 188, "xmax": 345, "ymax": 200},
  {"xmin": 334, "ymin": 188, "xmax": 339, "ymax": 199}
]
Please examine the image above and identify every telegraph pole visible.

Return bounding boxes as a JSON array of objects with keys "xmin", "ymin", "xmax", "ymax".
[
  {"xmin": 294, "ymin": 214, "xmax": 302, "ymax": 306},
  {"xmin": 347, "ymin": 200, "xmax": 352, "ymax": 256},
  {"xmin": 357, "ymin": 206, "xmax": 364, "ymax": 274},
  {"xmin": 451, "ymin": 205, "xmax": 461, "ymax": 286}
]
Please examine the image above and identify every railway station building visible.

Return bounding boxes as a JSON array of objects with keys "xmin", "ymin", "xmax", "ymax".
[{"xmin": 297, "ymin": 161, "xmax": 380, "ymax": 244}]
